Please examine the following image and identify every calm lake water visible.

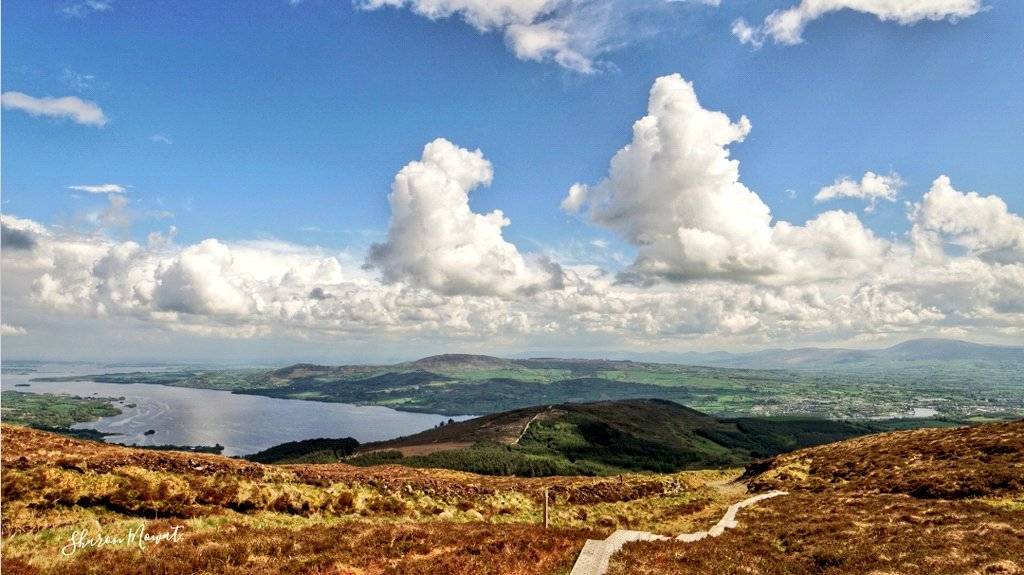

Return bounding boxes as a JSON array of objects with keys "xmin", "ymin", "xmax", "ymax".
[{"xmin": 1, "ymin": 364, "xmax": 469, "ymax": 456}]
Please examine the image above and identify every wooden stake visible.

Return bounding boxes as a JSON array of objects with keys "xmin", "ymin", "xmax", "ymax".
[{"xmin": 543, "ymin": 487, "xmax": 550, "ymax": 529}]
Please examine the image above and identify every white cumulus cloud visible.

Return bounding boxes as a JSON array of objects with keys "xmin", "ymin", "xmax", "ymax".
[
  {"xmin": 2, "ymin": 215, "xmax": 50, "ymax": 251},
  {"xmin": 561, "ymin": 183, "xmax": 590, "ymax": 214},
  {"xmin": 2, "ymin": 91, "xmax": 108, "ymax": 127},
  {"xmin": 368, "ymin": 138, "xmax": 561, "ymax": 296},
  {"xmin": 2, "ymin": 72, "xmax": 1022, "ymax": 352},
  {"xmin": 2, "ymin": 206, "xmax": 1022, "ymax": 351},
  {"xmin": 565, "ymin": 73, "xmax": 779, "ymax": 282},
  {"xmin": 815, "ymin": 171, "xmax": 903, "ymax": 212},
  {"xmin": 912, "ymin": 175, "xmax": 1024, "ymax": 264},
  {"xmin": 565, "ymin": 74, "xmax": 966, "ymax": 290}
]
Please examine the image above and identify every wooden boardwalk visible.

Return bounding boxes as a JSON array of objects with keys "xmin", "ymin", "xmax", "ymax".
[{"xmin": 569, "ymin": 491, "xmax": 787, "ymax": 575}]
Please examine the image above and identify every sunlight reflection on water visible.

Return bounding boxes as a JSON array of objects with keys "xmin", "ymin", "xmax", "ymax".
[{"xmin": 1, "ymin": 365, "xmax": 469, "ymax": 456}]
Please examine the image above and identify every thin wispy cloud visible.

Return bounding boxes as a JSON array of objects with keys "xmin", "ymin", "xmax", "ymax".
[
  {"xmin": 61, "ymin": 0, "xmax": 113, "ymax": 18},
  {"xmin": 733, "ymin": 0, "xmax": 983, "ymax": 47},
  {"xmin": 1, "ymin": 324, "xmax": 28, "ymax": 336},
  {"xmin": 61, "ymin": 69, "xmax": 98, "ymax": 92},
  {"xmin": 358, "ymin": 0, "xmax": 717, "ymax": 73},
  {"xmin": 149, "ymin": 134, "xmax": 173, "ymax": 145},
  {"xmin": 1, "ymin": 92, "xmax": 108, "ymax": 127},
  {"xmin": 69, "ymin": 184, "xmax": 128, "ymax": 194}
]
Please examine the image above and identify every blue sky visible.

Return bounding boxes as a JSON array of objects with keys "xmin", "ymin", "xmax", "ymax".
[
  {"xmin": 2, "ymin": 0, "xmax": 1022, "ymax": 361},
  {"xmin": 5, "ymin": 0, "xmax": 1021, "ymax": 249}
]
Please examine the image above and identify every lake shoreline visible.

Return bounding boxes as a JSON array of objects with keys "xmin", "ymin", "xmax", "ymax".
[{"xmin": 2, "ymin": 366, "xmax": 471, "ymax": 457}]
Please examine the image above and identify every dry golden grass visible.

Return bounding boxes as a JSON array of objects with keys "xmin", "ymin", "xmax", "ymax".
[
  {"xmin": 4, "ymin": 521, "xmax": 595, "ymax": 575},
  {"xmin": 11, "ymin": 421, "xmax": 1017, "ymax": 575},
  {"xmin": 611, "ymin": 493, "xmax": 1024, "ymax": 575},
  {"xmin": 610, "ymin": 420, "xmax": 1024, "ymax": 574},
  {"xmin": 0, "ymin": 424, "xmax": 735, "ymax": 573}
]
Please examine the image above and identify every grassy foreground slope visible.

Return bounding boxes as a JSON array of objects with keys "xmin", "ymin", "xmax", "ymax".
[
  {"xmin": 3, "ymin": 420, "xmax": 1021, "ymax": 574},
  {"xmin": 253, "ymin": 399, "xmax": 882, "ymax": 476},
  {"xmin": 611, "ymin": 419, "xmax": 1024, "ymax": 575},
  {"xmin": 0, "ymin": 424, "xmax": 743, "ymax": 575}
]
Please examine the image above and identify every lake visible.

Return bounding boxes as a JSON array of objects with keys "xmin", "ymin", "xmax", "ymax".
[{"xmin": 1, "ymin": 364, "xmax": 470, "ymax": 456}]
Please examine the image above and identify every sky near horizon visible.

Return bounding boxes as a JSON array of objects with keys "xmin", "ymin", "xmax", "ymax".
[{"xmin": 1, "ymin": 0, "xmax": 1022, "ymax": 363}]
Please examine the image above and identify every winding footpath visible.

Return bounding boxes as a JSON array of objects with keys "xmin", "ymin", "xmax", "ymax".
[
  {"xmin": 569, "ymin": 490, "xmax": 788, "ymax": 575},
  {"xmin": 513, "ymin": 407, "xmax": 552, "ymax": 445}
]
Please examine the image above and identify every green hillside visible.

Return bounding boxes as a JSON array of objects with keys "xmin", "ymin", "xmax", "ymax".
[{"xmin": 248, "ymin": 399, "xmax": 883, "ymax": 476}]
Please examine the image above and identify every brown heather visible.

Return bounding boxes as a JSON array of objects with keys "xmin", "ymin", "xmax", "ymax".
[
  {"xmin": 0, "ymin": 424, "xmax": 730, "ymax": 574},
  {"xmin": 3, "ymin": 421, "xmax": 1021, "ymax": 574},
  {"xmin": 747, "ymin": 419, "xmax": 1024, "ymax": 497},
  {"xmin": 3, "ymin": 521, "xmax": 593, "ymax": 575},
  {"xmin": 610, "ymin": 420, "xmax": 1024, "ymax": 575}
]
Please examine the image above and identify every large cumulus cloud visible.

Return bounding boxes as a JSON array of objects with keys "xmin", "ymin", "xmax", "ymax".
[
  {"xmin": 911, "ymin": 175, "xmax": 1024, "ymax": 265},
  {"xmin": 565, "ymin": 74, "xmax": 898, "ymax": 285},
  {"xmin": 367, "ymin": 138, "xmax": 562, "ymax": 297},
  {"xmin": 565, "ymin": 74, "xmax": 777, "ymax": 282}
]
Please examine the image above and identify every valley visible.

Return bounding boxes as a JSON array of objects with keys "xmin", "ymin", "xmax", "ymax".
[
  {"xmin": 25, "ymin": 339, "xmax": 1024, "ymax": 421},
  {"xmin": 254, "ymin": 399, "xmax": 892, "ymax": 476},
  {"xmin": 4, "ymin": 342, "xmax": 1022, "ymax": 573}
]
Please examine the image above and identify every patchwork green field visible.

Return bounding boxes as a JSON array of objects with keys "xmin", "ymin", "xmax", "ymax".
[{"xmin": 0, "ymin": 391, "xmax": 122, "ymax": 431}]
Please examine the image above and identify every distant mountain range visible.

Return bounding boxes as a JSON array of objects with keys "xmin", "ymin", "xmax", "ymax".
[
  {"xmin": 535, "ymin": 338, "xmax": 1024, "ymax": 369},
  {"xmin": 384, "ymin": 338, "xmax": 1023, "ymax": 371}
]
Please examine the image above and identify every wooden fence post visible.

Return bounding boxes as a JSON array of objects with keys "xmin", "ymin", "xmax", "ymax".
[{"xmin": 543, "ymin": 487, "xmax": 550, "ymax": 529}]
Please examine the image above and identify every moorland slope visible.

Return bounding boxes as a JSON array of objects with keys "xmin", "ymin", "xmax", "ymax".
[
  {"xmin": 610, "ymin": 419, "xmax": 1024, "ymax": 574},
  {"xmin": 2, "ymin": 419, "xmax": 1021, "ymax": 574},
  {"xmin": 0, "ymin": 423, "xmax": 740, "ymax": 575}
]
